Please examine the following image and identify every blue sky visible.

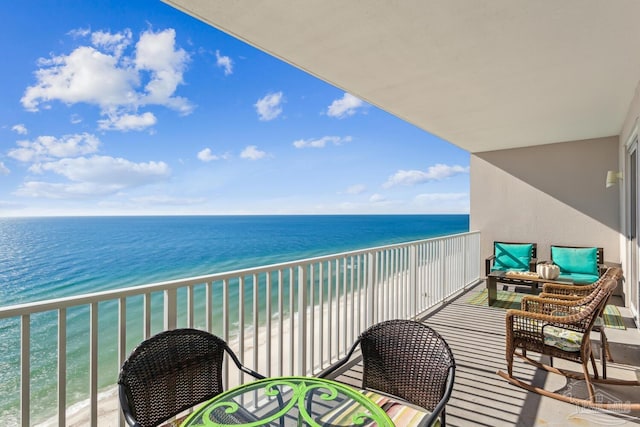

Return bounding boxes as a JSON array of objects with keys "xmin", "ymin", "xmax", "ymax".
[{"xmin": 0, "ymin": 1, "xmax": 470, "ymax": 216}]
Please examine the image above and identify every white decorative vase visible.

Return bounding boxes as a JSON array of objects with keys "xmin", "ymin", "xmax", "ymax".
[{"xmin": 537, "ymin": 263, "xmax": 560, "ymax": 280}]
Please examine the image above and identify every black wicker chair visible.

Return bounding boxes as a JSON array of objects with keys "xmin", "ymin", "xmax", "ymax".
[
  {"xmin": 318, "ymin": 319, "xmax": 456, "ymax": 426},
  {"xmin": 118, "ymin": 328, "xmax": 265, "ymax": 427}
]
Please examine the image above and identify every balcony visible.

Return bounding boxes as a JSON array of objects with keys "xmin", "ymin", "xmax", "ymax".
[
  {"xmin": 327, "ymin": 288, "xmax": 640, "ymax": 426},
  {"xmin": 1, "ymin": 231, "xmax": 638, "ymax": 426}
]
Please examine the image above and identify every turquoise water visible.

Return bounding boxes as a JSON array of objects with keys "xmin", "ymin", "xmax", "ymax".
[{"xmin": 0, "ymin": 215, "xmax": 468, "ymax": 424}]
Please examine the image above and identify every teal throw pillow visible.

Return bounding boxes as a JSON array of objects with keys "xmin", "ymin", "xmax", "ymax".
[
  {"xmin": 493, "ymin": 243, "xmax": 533, "ymax": 271},
  {"xmin": 551, "ymin": 247, "xmax": 598, "ymax": 275}
]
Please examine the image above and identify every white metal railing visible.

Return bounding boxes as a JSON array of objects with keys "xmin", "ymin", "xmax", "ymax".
[{"xmin": 0, "ymin": 231, "xmax": 480, "ymax": 426}]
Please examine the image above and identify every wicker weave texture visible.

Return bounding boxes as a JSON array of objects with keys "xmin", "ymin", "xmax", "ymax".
[
  {"xmin": 118, "ymin": 329, "xmax": 228, "ymax": 427},
  {"xmin": 506, "ymin": 277, "xmax": 618, "ymax": 374},
  {"xmin": 541, "ymin": 266, "xmax": 622, "ymax": 297},
  {"xmin": 359, "ymin": 319, "xmax": 455, "ymax": 412}
]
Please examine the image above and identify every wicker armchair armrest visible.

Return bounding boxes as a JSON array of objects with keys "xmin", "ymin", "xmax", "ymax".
[
  {"xmin": 506, "ymin": 307, "xmax": 589, "ymax": 335},
  {"xmin": 507, "ymin": 308, "xmax": 580, "ymax": 323},
  {"xmin": 538, "ymin": 292, "xmax": 582, "ymax": 301},
  {"xmin": 520, "ymin": 295, "xmax": 583, "ymax": 315},
  {"xmin": 541, "ymin": 282, "xmax": 595, "ymax": 296},
  {"xmin": 506, "ymin": 308, "xmax": 586, "ymax": 345}
]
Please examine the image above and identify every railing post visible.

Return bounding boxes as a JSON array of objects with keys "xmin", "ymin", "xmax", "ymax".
[
  {"xmin": 223, "ymin": 279, "xmax": 230, "ymax": 381},
  {"xmin": 463, "ymin": 234, "xmax": 468, "ymax": 288},
  {"xmin": 252, "ymin": 273, "xmax": 259, "ymax": 375},
  {"xmin": 265, "ymin": 273, "xmax": 272, "ymax": 377},
  {"xmin": 58, "ymin": 308, "xmax": 67, "ymax": 427},
  {"xmin": 367, "ymin": 252, "xmax": 377, "ymax": 326},
  {"xmin": 297, "ymin": 265, "xmax": 308, "ymax": 375},
  {"xmin": 238, "ymin": 276, "xmax": 245, "ymax": 383},
  {"xmin": 410, "ymin": 244, "xmax": 417, "ymax": 318},
  {"xmin": 164, "ymin": 288, "xmax": 177, "ymax": 330},
  {"xmin": 206, "ymin": 281, "xmax": 213, "ymax": 333},
  {"xmin": 118, "ymin": 299, "xmax": 126, "ymax": 427},
  {"xmin": 20, "ymin": 314, "xmax": 30, "ymax": 427},
  {"xmin": 90, "ymin": 302, "xmax": 99, "ymax": 426},
  {"xmin": 187, "ymin": 285, "xmax": 194, "ymax": 328},
  {"xmin": 439, "ymin": 238, "xmax": 446, "ymax": 304},
  {"xmin": 143, "ymin": 294, "xmax": 151, "ymax": 339}
]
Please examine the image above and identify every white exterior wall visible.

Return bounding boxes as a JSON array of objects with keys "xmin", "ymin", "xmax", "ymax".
[{"xmin": 470, "ymin": 136, "xmax": 621, "ymax": 269}]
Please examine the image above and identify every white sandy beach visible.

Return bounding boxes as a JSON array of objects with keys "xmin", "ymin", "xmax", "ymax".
[
  {"xmin": 37, "ymin": 263, "xmax": 429, "ymax": 427},
  {"xmin": 38, "ymin": 295, "xmax": 353, "ymax": 427}
]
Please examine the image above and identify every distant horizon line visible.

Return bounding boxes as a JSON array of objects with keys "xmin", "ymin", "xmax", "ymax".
[{"xmin": 0, "ymin": 212, "xmax": 470, "ymax": 219}]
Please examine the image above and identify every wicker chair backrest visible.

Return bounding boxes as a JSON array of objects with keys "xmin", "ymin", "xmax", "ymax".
[
  {"xmin": 358, "ymin": 319, "xmax": 455, "ymax": 411},
  {"xmin": 118, "ymin": 328, "xmax": 227, "ymax": 427},
  {"xmin": 569, "ymin": 277, "xmax": 618, "ymax": 334},
  {"xmin": 591, "ymin": 278, "xmax": 619, "ymax": 321},
  {"xmin": 570, "ymin": 267, "xmax": 622, "ymax": 306}
]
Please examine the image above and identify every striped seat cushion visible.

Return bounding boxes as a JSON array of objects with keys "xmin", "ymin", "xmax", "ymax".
[{"xmin": 319, "ymin": 389, "xmax": 436, "ymax": 426}]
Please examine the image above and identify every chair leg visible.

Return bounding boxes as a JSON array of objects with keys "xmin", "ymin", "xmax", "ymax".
[
  {"xmin": 589, "ymin": 352, "xmax": 599, "ymax": 380},
  {"xmin": 582, "ymin": 360, "xmax": 596, "ymax": 402},
  {"xmin": 599, "ymin": 328, "xmax": 609, "ymax": 379},
  {"xmin": 601, "ymin": 328, "xmax": 613, "ymax": 362},
  {"xmin": 506, "ymin": 347, "xmax": 514, "ymax": 376}
]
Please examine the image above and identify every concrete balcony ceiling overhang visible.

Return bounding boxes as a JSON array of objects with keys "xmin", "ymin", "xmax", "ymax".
[{"xmin": 162, "ymin": 0, "xmax": 640, "ymax": 153}]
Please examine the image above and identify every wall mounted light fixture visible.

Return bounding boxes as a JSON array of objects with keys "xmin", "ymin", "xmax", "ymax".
[{"xmin": 606, "ymin": 170, "xmax": 623, "ymax": 188}]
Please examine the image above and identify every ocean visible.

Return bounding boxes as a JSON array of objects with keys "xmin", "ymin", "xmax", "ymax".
[{"xmin": 0, "ymin": 214, "xmax": 469, "ymax": 424}]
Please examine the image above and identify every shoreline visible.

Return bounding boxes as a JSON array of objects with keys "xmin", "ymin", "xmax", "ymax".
[
  {"xmin": 38, "ymin": 298, "xmax": 339, "ymax": 426},
  {"xmin": 32, "ymin": 246, "xmax": 435, "ymax": 426}
]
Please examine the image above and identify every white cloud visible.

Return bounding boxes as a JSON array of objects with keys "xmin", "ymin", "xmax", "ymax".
[
  {"xmin": 327, "ymin": 93, "xmax": 364, "ymax": 119},
  {"xmin": 17, "ymin": 155, "xmax": 170, "ymax": 199},
  {"xmin": 129, "ymin": 195, "xmax": 206, "ymax": 206},
  {"xmin": 293, "ymin": 135, "xmax": 352, "ymax": 148},
  {"xmin": 98, "ymin": 112, "xmax": 157, "ymax": 131},
  {"xmin": 197, "ymin": 148, "xmax": 230, "ymax": 162},
  {"xmin": 29, "ymin": 155, "xmax": 169, "ymax": 183},
  {"xmin": 15, "ymin": 181, "xmax": 119, "ymax": 199},
  {"xmin": 0, "ymin": 162, "xmax": 9, "ymax": 175},
  {"xmin": 240, "ymin": 145, "xmax": 267, "ymax": 160},
  {"xmin": 383, "ymin": 164, "xmax": 469, "ymax": 188},
  {"xmin": 12, "ymin": 124, "xmax": 27, "ymax": 135},
  {"xmin": 91, "ymin": 29, "xmax": 132, "ymax": 59},
  {"xmin": 134, "ymin": 29, "xmax": 192, "ymax": 114},
  {"xmin": 22, "ymin": 45, "xmax": 136, "ymax": 111},
  {"xmin": 344, "ymin": 184, "xmax": 366, "ymax": 195},
  {"xmin": 21, "ymin": 28, "xmax": 192, "ymax": 131},
  {"xmin": 8, "ymin": 133, "xmax": 100, "ymax": 162},
  {"xmin": 68, "ymin": 27, "xmax": 91, "ymax": 38},
  {"xmin": 255, "ymin": 92, "xmax": 283, "ymax": 121},
  {"xmin": 414, "ymin": 193, "xmax": 469, "ymax": 203},
  {"xmin": 369, "ymin": 193, "xmax": 386, "ymax": 203},
  {"xmin": 215, "ymin": 50, "xmax": 233, "ymax": 75},
  {"xmin": 70, "ymin": 114, "xmax": 82, "ymax": 124}
]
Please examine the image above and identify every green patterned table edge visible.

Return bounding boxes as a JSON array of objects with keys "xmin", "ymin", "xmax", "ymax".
[{"xmin": 180, "ymin": 376, "xmax": 395, "ymax": 427}]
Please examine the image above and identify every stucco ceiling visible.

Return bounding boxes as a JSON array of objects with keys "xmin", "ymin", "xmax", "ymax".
[{"xmin": 162, "ymin": 0, "xmax": 640, "ymax": 153}]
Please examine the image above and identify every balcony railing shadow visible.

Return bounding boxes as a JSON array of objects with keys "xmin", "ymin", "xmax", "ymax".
[{"xmin": 324, "ymin": 283, "xmax": 640, "ymax": 427}]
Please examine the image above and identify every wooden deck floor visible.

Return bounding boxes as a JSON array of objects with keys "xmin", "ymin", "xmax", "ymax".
[{"xmin": 326, "ymin": 282, "xmax": 640, "ymax": 427}]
